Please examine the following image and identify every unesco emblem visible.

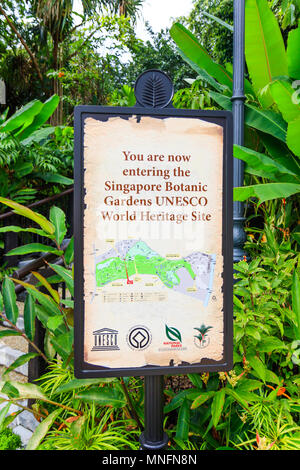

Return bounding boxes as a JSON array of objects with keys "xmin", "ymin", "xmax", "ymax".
[
  {"xmin": 92, "ymin": 328, "xmax": 119, "ymax": 351},
  {"xmin": 127, "ymin": 326, "xmax": 152, "ymax": 351}
]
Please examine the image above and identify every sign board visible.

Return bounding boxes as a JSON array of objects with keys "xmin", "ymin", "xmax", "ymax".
[{"xmin": 74, "ymin": 105, "xmax": 233, "ymax": 378}]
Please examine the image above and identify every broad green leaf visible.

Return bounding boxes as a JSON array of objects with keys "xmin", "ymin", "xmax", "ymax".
[
  {"xmin": 236, "ymin": 379, "xmax": 263, "ymax": 392},
  {"xmin": 245, "ymin": 0, "xmax": 287, "ymax": 107},
  {"xmin": 170, "ymin": 22, "xmax": 233, "ymax": 90},
  {"xmin": 292, "ymin": 270, "xmax": 300, "ymax": 340},
  {"xmin": 1, "ymin": 381, "xmax": 47, "ymax": 400},
  {"xmin": 187, "ymin": 374, "xmax": 203, "ymax": 389},
  {"xmin": 13, "ymin": 161, "xmax": 33, "ymax": 177},
  {"xmin": 24, "ymin": 293, "xmax": 36, "ymax": 341},
  {"xmin": 26, "ymin": 409, "xmax": 62, "ymax": 450},
  {"xmin": 211, "ymin": 389, "xmax": 225, "ymax": 428},
  {"xmin": 234, "ymin": 144, "xmax": 299, "ymax": 183},
  {"xmin": 17, "ymin": 95, "xmax": 59, "ymax": 142},
  {"xmin": 44, "ymin": 330, "xmax": 56, "ymax": 360},
  {"xmin": 50, "ymin": 206, "xmax": 67, "ymax": 246},
  {"xmin": 0, "ymin": 403, "xmax": 11, "ymax": 430},
  {"xmin": 56, "ymin": 377, "xmax": 116, "ymax": 394},
  {"xmin": 1, "ymin": 381, "xmax": 19, "ymax": 398},
  {"xmin": 248, "ymin": 355, "xmax": 266, "ymax": 382},
  {"xmin": 176, "ymin": 399, "xmax": 190, "ymax": 440},
  {"xmin": 286, "ymin": 117, "xmax": 300, "ymax": 157},
  {"xmin": 0, "ymin": 197, "xmax": 54, "ymax": 234},
  {"xmin": 0, "ymin": 330, "xmax": 22, "ymax": 339},
  {"xmin": 234, "ymin": 182, "xmax": 300, "ymax": 203},
  {"xmin": 260, "ymin": 132, "xmax": 300, "ymax": 175},
  {"xmin": 38, "ymin": 173, "xmax": 74, "ymax": 185},
  {"xmin": 50, "ymin": 330, "xmax": 73, "ymax": 360},
  {"xmin": 210, "ymin": 92, "xmax": 287, "ymax": 141},
  {"xmin": 21, "ymin": 126, "xmax": 56, "ymax": 145},
  {"xmin": 245, "ymin": 325, "xmax": 261, "ymax": 341},
  {"xmin": 2, "ymin": 277, "xmax": 19, "ymax": 325},
  {"xmin": 245, "ymin": 104, "xmax": 287, "ymax": 142},
  {"xmin": 3, "ymin": 352, "xmax": 39, "ymax": 377},
  {"xmin": 0, "ymin": 225, "xmax": 53, "ymax": 239},
  {"xmin": 164, "ymin": 389, "xmax": 191, "ymax": 413},
  {"xmin": 176, "ymin": 49, "xmax": 229, "ymax": 93},
  {"xmin": 48, "ymin": 263, "xmax": 74, "ymax": 296},
  {"xmin": 60, "ymin": 298, "xmax": 74, "ymax": 308},
  {"xmin": 287, "ymin": 26, "xmax": 300, "ymax": 79},
  {"xmin": 190, "ymin": 391, "xmax": 215, "ymax": 409},
  {"xmin": 69, "ymin": 415, "xmax": 85, "ymax": 441},
  {"xmin": 0, "ymin": 100, "xmax": 43, "ymax": 134},
  {"xmin": 264, "ymin": 369, "xmax": 280, "ymax": 385},
  {"xmin": 258, "ymin": 336, "xmax": 287, "ymax": 352},
  {"xmin": 269, "ymin": 80, "xmax": 300, "ymax": 123},
  {"xmin": 35, "ymin": 305, "xmax": 56, "ymax": 330},
  {"xmin": 64, "ymin": 236, "xmax": 74, "ymax": 266},
  {"xmin": 226, "ymin": 388, "xmax": 253, "ymax": 408},
  {"xmin": 11, "ymin": 279, "xmax": 62, "ymax": 316},
  {"xmin": 31, "ymin": 271, "xmax": 60, "ymax": 304},
  {"xmin": 233, "ymin": 294, "xmax": 245, "ymax": 310},
  {"xmin": 76, "ymin": 387, "xmax": 126, "ymax": 408},
  {"xmin": 6, "ymin": 243, "xmax": 63, "ymax": 257},
  {"xmin": 47, "ymin": 315, "xmax": 65, "ymax": 332}
]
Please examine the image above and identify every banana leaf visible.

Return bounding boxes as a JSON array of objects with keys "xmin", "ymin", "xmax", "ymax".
[
  {"xmin": 170, "ymin": 22, "xmax": 233, "ymax": 91},
  {"xmin": 287, "ymin": 26, "xmax": 300, "ymax": 79},
  {"xmin": 245, "ymin": 0, "xmax": 287, "ymax": 107}
]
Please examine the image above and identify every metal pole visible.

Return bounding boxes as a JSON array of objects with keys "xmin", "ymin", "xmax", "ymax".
[
  {"xmin": 139, "ymin": 376, "xmax": 169, "ymax": 450},
  {"xmin": 231, "ymin": 0, "xmax": 247, "ymax": 263}
]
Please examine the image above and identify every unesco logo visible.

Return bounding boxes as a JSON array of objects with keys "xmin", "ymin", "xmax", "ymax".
[
  {"xmin": 127, "ymin": 326, "xmax": 152, "ymax": 351},
  {"xmin": 91, "ymin": 328, "xmax": 119, "ymax": 351}
]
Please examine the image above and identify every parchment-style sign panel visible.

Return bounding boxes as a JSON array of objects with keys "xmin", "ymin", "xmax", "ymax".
[{"xmin": 74, "ymin": 107, "xmax": 233, "ymax": 378}]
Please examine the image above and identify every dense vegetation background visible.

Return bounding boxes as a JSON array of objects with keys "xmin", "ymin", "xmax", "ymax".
[{"xmin": 0, "ymin": 0, "xmax": 299, "ymax": 451}]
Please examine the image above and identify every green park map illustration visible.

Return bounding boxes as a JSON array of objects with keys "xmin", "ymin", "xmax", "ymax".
[{"xmin": 94, "ymin": 240, "xmax": 216, "ymax": 306}]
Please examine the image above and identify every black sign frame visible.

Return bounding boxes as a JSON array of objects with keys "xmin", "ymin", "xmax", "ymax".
[{"xmin": 74, "ymin": 105, "xmax": 233, "ymax": 378}]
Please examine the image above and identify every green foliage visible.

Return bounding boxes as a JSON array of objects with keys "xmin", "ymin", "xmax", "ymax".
[
  {"xmin": 0, "ymin": 428, "xmax": 22, "ymax": 450},
  {"xmin": 123, "ymin": 26, "xmax": 197, "ymax": 93},
  {"xmin": 108, "ymin": 85, "xmax": 136, "ymax": 107},
  {"xmin": 0, "ymin": 197, "xmax": 298, "ymax": 450},
  {"xmin": 0, "ymin": 98, "xmax": 73, "ymax": 209},
  {"xmin": 173, "ymin": 79, "xmax": 215, "ymax": 110},
  {"xmin": 179, "ymin": 0, "xmax": 233, "ymax": 66},
  {"xmin": 170, "ymin": 0, "xmax": 300, "ymax": 207}
]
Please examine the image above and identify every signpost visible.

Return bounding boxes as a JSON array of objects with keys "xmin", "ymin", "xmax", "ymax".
[{"xmin": 74, "ymin": 69, "xmax": 233, "ymax": 450}]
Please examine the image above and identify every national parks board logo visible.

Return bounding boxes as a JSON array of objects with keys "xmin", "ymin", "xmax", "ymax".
[
  {"xmin": 193, "ymin": 324, "xmax": 213, "ymax": 349},
  {"xmin": 92, "ymin": 328, "xmax": 119, "ymax": 351},
  {"xmin": 126, "ymin": 325, "xmax": 152, "ymax": 351},
  {"xmin": 158, "ymin": 325, "xmax": 186, "ymax": 352}
]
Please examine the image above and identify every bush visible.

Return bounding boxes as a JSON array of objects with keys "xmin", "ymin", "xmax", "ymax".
[{"xmin": 0, "ymin": 428, "xmax": 22, "ymax": 450}]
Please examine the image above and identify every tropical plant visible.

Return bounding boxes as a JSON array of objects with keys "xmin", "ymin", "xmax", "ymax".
[
  {"xmin": 0, "ymin": 401, "xmax": 22, "ymax": 450},
  {"xmin": 0, "ymin": 197, "xmax": 74, "ymax": 366},
  {"xmin": 163, "ymin": 246, "xmax": 300, "ymax": 449},
  {"xmin": 0, "ymin": 198, "xmax": 146, "ymax": 449},
  {"xmin": 170, "ymin": 0, "xmax": 300, "ymax": 207},
  {"xmin": 173, "ymin": 79, "xmax": 215, "ymax": 110},
  {"xmin": 0, "ymin": 96, "xmax": 73, "ymax": 206},
  {"xmin": 179, "ymin": 0, "xmax": 234, "ymax": 66},
  {"xmin": 0, "ymin": 1, "xmax": 145, "ymax": 123}
]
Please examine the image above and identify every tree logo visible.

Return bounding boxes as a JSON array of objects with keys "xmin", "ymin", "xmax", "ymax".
[{"xmin": 194, "ymin": 324, "xmax": 213, "ymax": 349}]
